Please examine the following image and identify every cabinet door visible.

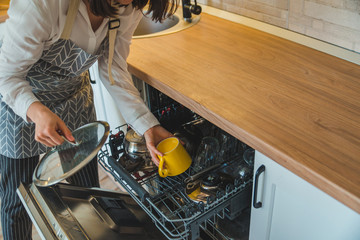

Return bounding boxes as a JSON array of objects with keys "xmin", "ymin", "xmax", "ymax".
[
  {"xmin": 249, "ymin": 151, "xmax": 360, "ymax": 240},
  {"xmin": 89, "ymin": 63, "xmax": 126, "ymax": 133}
]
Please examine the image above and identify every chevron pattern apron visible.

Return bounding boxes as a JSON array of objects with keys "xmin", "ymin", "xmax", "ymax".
[{"xmin": 0, "ymin": 0, "xmax": 106, "ymax": 159}]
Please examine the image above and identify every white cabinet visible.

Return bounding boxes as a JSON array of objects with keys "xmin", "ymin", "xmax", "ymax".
[
  {"xmin": 249, "ymin": 151, "xmax": 360, "ymax": 240},
  {"xmin": 89, "ymin": 62, "xmax": 127, "ymax": 133},
  {"xmin": 89, "ymin": 64, "xmax": 148, "ymax": 134}
]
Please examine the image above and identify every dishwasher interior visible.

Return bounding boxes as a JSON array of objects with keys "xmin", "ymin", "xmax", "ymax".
[{"xmin": 98, "ymin": 79, "xmax": 254, "ymax": 240}]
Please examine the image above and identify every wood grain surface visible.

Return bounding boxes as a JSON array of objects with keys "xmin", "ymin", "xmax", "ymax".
[
  {"xmin": 0, "ymin": 10, "xmax": 7, "ymax": 23},
  {"xmin": 0, "ymin": 2, "xmax": 7, "ymax": 22},
  {"xmin": 127, "ymin": 13, "xmax": 360, "ymax": 213}
]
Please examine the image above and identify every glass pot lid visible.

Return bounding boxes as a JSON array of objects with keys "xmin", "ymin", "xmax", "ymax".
[{"xmin": 33, "ymin": 121, "xmax": 110, "ymax": 187}]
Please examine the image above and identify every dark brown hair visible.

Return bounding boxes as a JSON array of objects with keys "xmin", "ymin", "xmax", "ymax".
[{"xmin": 88, "ymin": 0, "xmax": 178, "ymax": 22}]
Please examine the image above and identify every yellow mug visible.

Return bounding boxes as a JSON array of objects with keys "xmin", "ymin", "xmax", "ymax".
[{"xmin": 156, "ymin": 137, "xmax": 192, "ymax": 178}]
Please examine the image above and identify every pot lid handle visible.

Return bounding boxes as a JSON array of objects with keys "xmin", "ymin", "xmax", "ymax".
[{"xmin": 33, "ymin": 121, "xmax": 110, "ymax": 187}]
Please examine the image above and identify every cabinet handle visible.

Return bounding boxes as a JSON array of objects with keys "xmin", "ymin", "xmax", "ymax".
[{"xmin": 253, "ymin": 164, "xmax": 265, "ymax": 209}]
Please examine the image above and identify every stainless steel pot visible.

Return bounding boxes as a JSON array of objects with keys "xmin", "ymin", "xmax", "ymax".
[{"xmin": 124, "ymin": 129, "xmax": 149, "ymax": 158}]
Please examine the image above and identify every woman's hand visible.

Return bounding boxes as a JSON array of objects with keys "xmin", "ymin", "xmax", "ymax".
[
  {"xmin": 26, "ymin": 102, "xmax": 74, "ymax": 147},
  {"xmin": 143, "ymin": 125, "xmax": 173, "ymax": 166}
]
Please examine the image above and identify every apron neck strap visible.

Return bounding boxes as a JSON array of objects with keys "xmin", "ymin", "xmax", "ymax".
[
  {"xmin": 107, "ymin": 0, "xmax": 121, "ymax": 85},
  {"xmin": 108, "ymin": 17, "xmax": 120, "ymax": 85},
  {"xmin": 60, "ymin": 0, "xmax": 120, "ymax": 85},
  {"xmin": 61, "ymin": 0, "xmax": 81, "ymax": 40}
]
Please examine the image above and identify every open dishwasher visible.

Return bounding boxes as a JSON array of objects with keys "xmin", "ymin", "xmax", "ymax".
[
  {"xmin": 97, "ymin": 83, "xmax": 254, "ymax": 240},
  {"xmin": 18, "ymin": 83, "xmax": 254, "ymax": 240},
  {"xmin": 17, "ymin": 121, "xmax": 166, "ymax": 240}
]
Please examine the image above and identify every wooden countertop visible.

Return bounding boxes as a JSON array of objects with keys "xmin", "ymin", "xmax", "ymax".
[
  {"xmin": 0, "ymin": 10, "xmax": 7, "ymax": 23},
  {"xmin": 127, "ymin": 13, "xmax": 360, "ymax": 213},
  {"xmin": 0, "ymin": 3, "xmax": 8, "ymax": 23}
]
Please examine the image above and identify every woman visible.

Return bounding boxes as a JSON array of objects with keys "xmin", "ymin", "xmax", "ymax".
[{"xmin": 0, "ymin": 0, "xmax": 177, "ymax": 239}]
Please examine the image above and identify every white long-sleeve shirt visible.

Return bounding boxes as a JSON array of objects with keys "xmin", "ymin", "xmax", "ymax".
[{"xmin": 0, "ymin": 0, "xmax": 159, "ymax": 135}]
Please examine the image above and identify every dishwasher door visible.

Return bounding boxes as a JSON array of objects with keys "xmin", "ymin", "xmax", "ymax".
[{"xmin": 17, "ymin": 182, "xmax": 166, "ymax": 240}]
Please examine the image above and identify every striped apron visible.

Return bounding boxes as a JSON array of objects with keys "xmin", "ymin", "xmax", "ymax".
[
  {"xmin": 0, "ymin": 0, "xmax": 105, "ymax": 159},
  {"xmin": 0, "ymin": 1, "xmax": 107, "ymax": 239}
]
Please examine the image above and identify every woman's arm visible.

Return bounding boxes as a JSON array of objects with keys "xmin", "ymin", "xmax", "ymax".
[
  {"xmin": 0, "ymin": 0, "xmax": 73, "ymax": 146},
  {"xmin": 0, "ymin": 0, "xmax": 50, "ymax": 121},
  {"xmin": 97, "ymin": 6, "xmax": 173, "ymax": 163},
  {"xmin": 97, "ymin": 7, "xmax": 159, "ymax": 134}
]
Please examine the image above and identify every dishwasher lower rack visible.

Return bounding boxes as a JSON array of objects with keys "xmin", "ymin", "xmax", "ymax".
[{"xmin": 98, "ymin": 147, "xmax": 252, "ymax": 240}]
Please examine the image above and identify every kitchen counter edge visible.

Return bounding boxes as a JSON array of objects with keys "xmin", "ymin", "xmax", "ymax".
[{"xmin": 127, "ymin": 8, "xmax": 360, "ymax": 214}]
